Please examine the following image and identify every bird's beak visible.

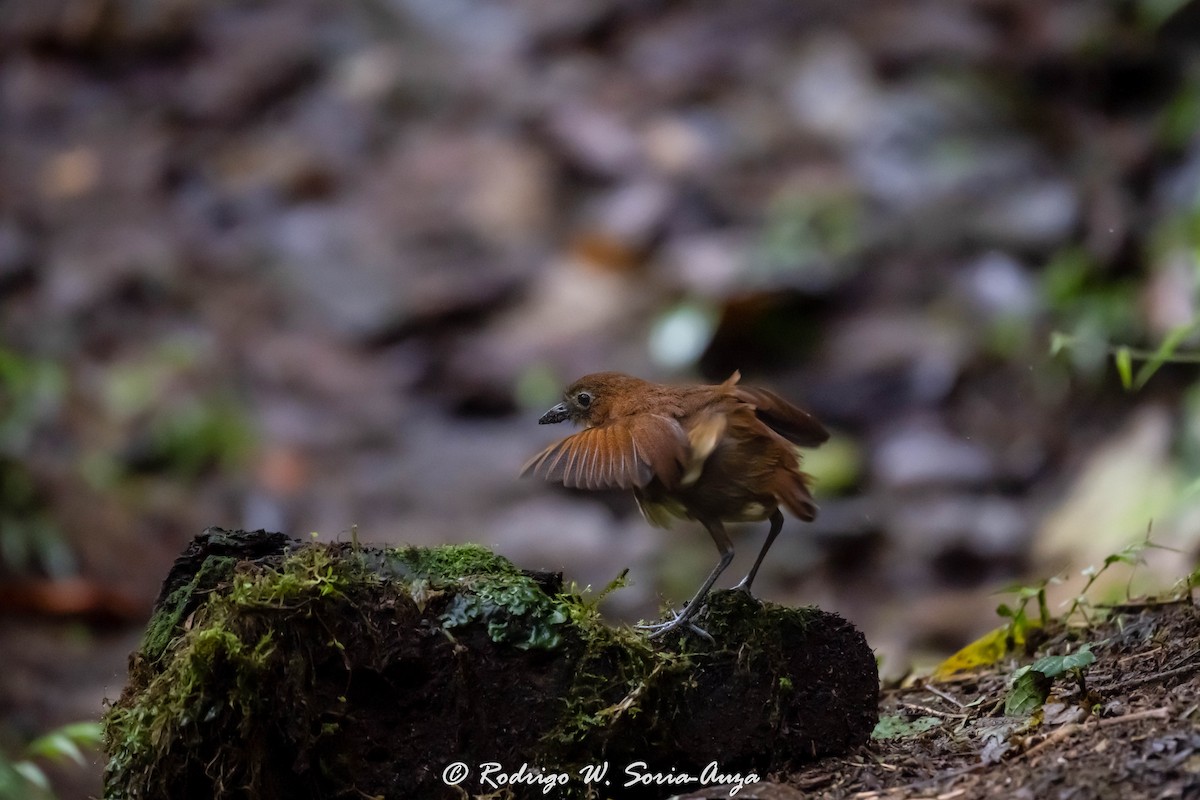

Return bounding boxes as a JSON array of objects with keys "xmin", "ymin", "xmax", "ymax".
[{"xmin": 538, "ymin": 402, "xmax": 570, "ymax": 424}]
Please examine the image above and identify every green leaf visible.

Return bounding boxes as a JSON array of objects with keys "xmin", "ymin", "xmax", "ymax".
[
  {"xmin": 871, "ymin": 714, "xmax": 942, "ymax": 740},
  {"xmin": 1049, "ymin": 331, "xmax": 1075, "ymax": 357},
  {"xmin": 1005, "ymin": 646, "xmax": 1095, "ymax": 715},
  {"xmin": 25, "ymin": 732, "xmax": 83, "ymax": 766},
  {"xmin": 1005, "ymin": 669, "xmax": 1052, "ymax": 715},
  {"xmin": 11, "ymin": 762, "xmax": 49, "ymax": 791},
  {"xmin": 1115, "ymin": 346, "xmax": 1133, "ymax": 390},
  {"xmin": 1030, "ymin": 646, "xmax": 1095, "ymax": 677},
  {"xmin": 1133, "ymin": 322, "xmax": 1200, "ymax": 390}
]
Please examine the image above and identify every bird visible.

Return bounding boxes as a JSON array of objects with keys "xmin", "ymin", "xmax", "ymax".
[{"xmin": 521, "ymin": 370, "xmax": 828, "ymax": 637}]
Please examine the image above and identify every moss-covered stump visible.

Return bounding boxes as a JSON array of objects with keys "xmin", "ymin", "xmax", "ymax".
[{"xmin": 103, "ymin": 528, "xmax": 878, "ymax": 800}]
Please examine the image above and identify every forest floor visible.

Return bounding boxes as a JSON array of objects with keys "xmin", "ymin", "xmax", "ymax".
[{"xmin": 678, "ymin": 596, "xmax": 1200, "ymax": 800}]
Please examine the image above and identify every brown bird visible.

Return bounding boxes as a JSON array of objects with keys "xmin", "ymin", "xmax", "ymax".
[{"xmin": 522, "ymin": 371, "xmax": 828, "ymax": 637}]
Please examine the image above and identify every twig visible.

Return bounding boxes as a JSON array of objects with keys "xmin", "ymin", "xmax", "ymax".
[
  {"xmin": 925, "ymin": 685, "xmax": 965, "ymax": 709},
  {"xmin": 1101, "ymin": 597, "xmax": 1192, "ymax": 613},
  {"xmin": 851, "ymin": 765, "xmax": 982, "ymax": 799},
  {"xmin": 1115, "ymin": 647, "xmax": 1163, "ymax": 665},
  {"xmin": 1094, "ymin": 660, "xmax": 1200, "ymax": 694},
  {"xmin": 1098, "ymin": 707, "xmax": 1172, "ymax": 725},
  {"xmin": 1021, "ymin": 707, "xmax": 1171, "ymax": 761},
  {"xmin": 899, "ymin": 702, "xmax": 968, "ymax": 720}
]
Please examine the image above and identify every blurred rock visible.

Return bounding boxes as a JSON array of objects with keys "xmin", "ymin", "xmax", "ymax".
[
  {"xmin": 0, "ymin": 219, "xmax": 36, "ymax": 293},
  {"xmin": 395, "ymin": 0, "xmax": 526, "ymax": 64},
  {"xmin": 850, "ymin": 77, "xmax": 1039, "ymax": 220},
  {"xmin": 784, "ymin": 34, "xmax": 879, "ymax": 144},
  {"xmin": 971, "ymin": 178, "xmax": 1079, "ymax": 250},
  {"xmin": 44, "ymin": 224, "xmax": 182, "ymax": 317},
  {"xmin": 545, "ymin": 103, "xmax": 642, "ymax": 177},
  {"xmin": 873, "ymin": 417, "xmax": 996, "ymax": 489},
  {"xmin": 1142, "ymin": 253, "xmax": 1198, "ymax": 336},
  {"xmin": 578, "ymin": 179, "xmax": 675, "ymax": 254},
  {"xmin": 181, "ymin": 4, "xmax": 320, "ymax": 123},
  {"xmin": 889, "ymin": 493, "xmax": 1029, "ymax": 561},
  {"xmin": 642, "ymin": 112, "xmax": 729, "ymax": 177},
  {"xmin": 956, "ymin": 251, "xmax": 1039, "ymax": 320},
  {"xmin": 663, "ymin": 231, "xmax": 753, "ymax": 297},
  {"xmin": 823, "ymin": 311, "xmax": 970, "ymax": 409},
  {"xmin": 267, "ymin": 200, "xmax": 520, "ymax": 340},
  {"xmin": 0, "ymin": 0, "xmax": 200, "ymax": 50},
  {"xmin": 448, "ymin": 255, "xmax": 660, "ymax": 385},
  {"xmin": 464, "ymin": 138, "xmax": 556, "ymax": 249},
  {"xmin": 858, "ymin": 2, "xmax": 998, "ymax": 62}
]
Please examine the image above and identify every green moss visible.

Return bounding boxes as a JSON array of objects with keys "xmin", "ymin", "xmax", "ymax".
[
  {"xmin": 140, "ymin": 556, "xmax": 237, "ymax": 664},
  {"xmin": 105, "ymin": 606, "xmax": 278, "ymax": 797},
  {"xmin": 227, "ymin": 545, "xmax": 366, "ymax": 608},
  {"xmin": 378, "ymin": 542, "xmax": 576, "ymax": 651},
  {"xmin": 538, "ymin": 584, "xmax": 693, "ymax": 765},
  {"xmin": 387, "ymin": 542, "xmax": 523, "ymax": 580},
  {"xmin": 107, "ymin": 541, "xmax": 588, "ymax": 797},
  {"xmin": 440, "ymin": 579, "xmax": 569, "ymax": 650},
  {"xmin": 104, "ymin": 544, "xmax": 375, "ymax": 797}
]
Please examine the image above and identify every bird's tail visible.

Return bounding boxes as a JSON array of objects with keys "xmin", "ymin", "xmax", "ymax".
[{"xmin": 774, "ymin": 467, "xmax": 818, "ymax": 521}]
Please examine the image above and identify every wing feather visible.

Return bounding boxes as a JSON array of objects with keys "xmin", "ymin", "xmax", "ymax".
[
  {"xmin": 521, "ymin": 414, "xmax": 687, "ymax": 490},
  {"xmin": 734, "ymin": 386, "xmax": 829, "ymax": 447}
]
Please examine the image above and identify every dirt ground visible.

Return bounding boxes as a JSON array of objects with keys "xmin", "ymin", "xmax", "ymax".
[{"xmin": 678, "ymin": 596, "xmax": 1200, "ymax": 800}]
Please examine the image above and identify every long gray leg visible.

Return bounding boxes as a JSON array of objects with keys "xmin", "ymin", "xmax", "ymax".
[
  {"xmin": 639, "ymin": 519, "xmax": 733, "ymax": 638},
  {"xmin": 732, "ymin": 509, "xmax": 784, "ymax": 594}
]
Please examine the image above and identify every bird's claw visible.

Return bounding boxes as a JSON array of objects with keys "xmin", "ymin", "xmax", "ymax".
[{"xmin": 636, "ymin": 606, "xmax": 713, "ymax": 641}]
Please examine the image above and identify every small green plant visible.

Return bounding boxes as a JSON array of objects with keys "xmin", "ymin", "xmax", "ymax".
[
  {"xmin": 1051, "ymin": 320, "xmax": 1200, "ymax": 392},
  {"xmin": 995, "ymin": 576, "xmax": 1055, "ymax": 642},
  {"xmin": 1004, "ymin": 645, "xmax": 1096, "ymax": 716},
  {"xmin": 560, "ymin": 569, "xmax": 629, "ymax": 628},
  {"xmin": 0, "ymin": 348, "xmax": 72, "ymax": 577},
  {"xmin": 1065, "ymin": 531, "xmax": 1179, "ymax": 624},
  {"xmin": 937, "ymin": 534, "xmax": 1184, "ymax": 677},
  {"xmin": 0, "ymin": 721, "xmax": 102, "ymax": 800},
  {"xmin": 933, "ymin": 578, "xmax": 1052, "ymax": 678}
]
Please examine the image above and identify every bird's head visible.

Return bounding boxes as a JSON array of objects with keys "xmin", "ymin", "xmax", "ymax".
[{"xmin": 537, "ymin": 372, "xmax": 647, "ymax": 427}]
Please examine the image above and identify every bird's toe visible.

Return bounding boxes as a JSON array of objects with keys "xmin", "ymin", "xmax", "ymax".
[{"xmin": 637, "ymin": 604, "xmax": 712, "ymax": 640}]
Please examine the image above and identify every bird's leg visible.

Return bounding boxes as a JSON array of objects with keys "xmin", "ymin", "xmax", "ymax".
[
  {"xmin": 732, "ymin": 508, "xmax": 784, "ymax": 594},
  {"xmin": 639, "ymin": 519, "xmax": 733, "ymax": 638}
]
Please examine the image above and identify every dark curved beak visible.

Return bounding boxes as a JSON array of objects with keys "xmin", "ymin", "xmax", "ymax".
[{"xmin": 538, "ymin": 402, "xmax": 570, "ymax": 424}]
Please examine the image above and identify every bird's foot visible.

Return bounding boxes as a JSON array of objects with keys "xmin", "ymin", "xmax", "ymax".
[
  {"xmin": 730, "ymin": 575, "xmax": 760, "ymax": 595},
  {"xmin": 636, "ymin": 606, "xmax": 713, "ymax": 641}
]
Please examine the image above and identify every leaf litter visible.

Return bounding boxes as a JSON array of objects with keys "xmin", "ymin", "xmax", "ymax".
[{"xmin": 673, "ymin": 595, "xmax": 1200, "ymax": 799}]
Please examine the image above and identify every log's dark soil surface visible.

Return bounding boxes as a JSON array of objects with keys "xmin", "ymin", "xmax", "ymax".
[{"xmin": 676, "ymin": 596, "xmax": 1200, "ymax": 800}]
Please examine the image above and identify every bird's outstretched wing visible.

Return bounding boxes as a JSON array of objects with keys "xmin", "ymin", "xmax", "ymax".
[
  {"xmin": 521, "ymin": 414, "xmax": 687, "ymax": 490},
  {"xmin": 734, "ymin": 386, "xmax": 829, "ymax": 447}
]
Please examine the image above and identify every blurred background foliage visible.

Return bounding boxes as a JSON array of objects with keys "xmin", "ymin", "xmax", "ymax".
[{"xmin": 3, "ymin": 0, "xmax": 1200, "ymax": 795}]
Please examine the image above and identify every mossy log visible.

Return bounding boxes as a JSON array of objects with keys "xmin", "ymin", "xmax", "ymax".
[{"xmin": 103, "ymin": 528, "xmax": 878, "ymax": 800}]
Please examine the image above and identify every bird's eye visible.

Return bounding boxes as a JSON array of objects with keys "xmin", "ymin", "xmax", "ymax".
[{"xmin": 576, "ymin": 392, "xmax": 593, "ymax": 408}]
